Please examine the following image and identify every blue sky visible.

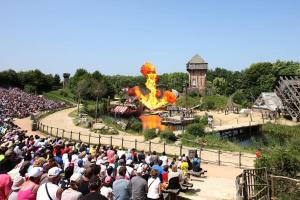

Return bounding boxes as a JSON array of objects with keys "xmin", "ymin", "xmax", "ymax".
[{"xmin": 0, "ymin": 1, "xmax": 299, "ymax": 76}]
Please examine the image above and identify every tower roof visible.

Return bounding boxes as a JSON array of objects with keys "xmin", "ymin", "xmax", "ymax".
[
  {"xmin": 186, "ymin": 54, "xmax": 208, "ymax": 70},
  {"xmin": 188, "ymin": 54, "xmax": 207, "ymax": 64}
]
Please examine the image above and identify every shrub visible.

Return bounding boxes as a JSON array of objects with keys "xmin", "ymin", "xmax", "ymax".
[
  {"xmin": 160, "ymin": 129, "xmax": 177, "ymax": 143},
  {"xmin": 186, "ymin": 123, "xmax": 205, "ymax": 137},
  {"xmin": 144, "ymin": 129, "xmax": 157, "ymax": 141},
  {"xmin": 232, "ymin": 90, "xmax": 249, "ymax": 107},
  {"xmin": 128, "ymin": 118, "xmax": 142, "ymax": 132}
]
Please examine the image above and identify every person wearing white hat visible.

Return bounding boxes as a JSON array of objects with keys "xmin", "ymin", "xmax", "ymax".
[
  {"xmin": 8, "ymin": 176, "xmax": 25, "ymax": 200},
  {"xmin": 130, "ymin": 166, "xmax": 148, "ymax": 200},
  {"xmin": 18, "ymin": 167, "xmax": 43, "ymax": 200},
  {"xmin": 36, "ymin": 167, "xmax": 63, "ymax": 200},
  {"xmin": 61, "ymin": 173, "xmax": 83, "ymax": 200}
]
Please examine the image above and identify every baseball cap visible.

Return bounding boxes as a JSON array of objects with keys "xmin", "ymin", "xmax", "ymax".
[
  {"xmin": 48, "ymin": 167, "xmax": 62, "ymax": 177},
  {"xmin": 70, "ymin": 173, "xmax": 82, "ymax": 182}
]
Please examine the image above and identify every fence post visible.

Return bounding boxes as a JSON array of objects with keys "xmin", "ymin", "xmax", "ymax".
[
  {"xmin": 239, "ymin": 152, "xmax": 242, "ymax": 168},
  {"xmin": 78, "ymin": 132, "xmax": 81, "ymax": 141},
  {"xmin": 56, "ymin": 128, "xmax": 58, "ymax": 137},
  {"xmin": 70, "ymin": 131, "xmax": 73, "ymax": 140},
  {"xmin": 88, "ymin": 133, "xmax": 91, "ymax": 145},
  {"xmin": 121, "ymin": 138, "xmax": 124, "ymax": 149},
  {"xmin": 149, "ymin": 141, "xmax": 151, "ymax": 153},
  {"xmin": 163, "ymin": 142, "xmax": 166, "ymax": 153},
  {"xmin": 110, "ymin": 136, "xmax": 112, "ymax": 146},
  {"xmin": 50, "ymin": 127, "xmax": 53, "ymax": 136},
  {"xmin": 98, "ymin": 135, "xmax": 101, "ymax": 145},
  {"xmin": 199, "ymin": 146, "xmax": 202, "ymax": 159},
  {"xmin": 218, "ymin": 149, "xmax": 221, "ymax": 165},
  {"xmin": 180, "ymin": 145, "xmax": 182, "ymax": 156},
  {"xmin": 62, "ymin": 129, "xmax": 65, "ymax": 138},
  {"xmin": 46, "ymin": 125, "xmax": 49, "ymax": 133},
  {"xmin": 135, "ymin": 139, "xmax": 137, "ymax": 150}
]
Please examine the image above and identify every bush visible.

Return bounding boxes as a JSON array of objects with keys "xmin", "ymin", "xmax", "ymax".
[
  {"xmin": 160, "ymin": 129, "xmax": 177, "ymax": 143},
  {"xmin": 144, "ymin": 129, "xmax": 157, "ymax": 141},
  {"xmin": 186, "ymin": 123, "xmax": 205, "ymax": 137},
  {"xmin": 128, "ymin": 118, "xmax": 142, "ymax": 132},
  {"xmin": 202, "ymin": 95, "xmax": 228, "ymax": 110},
  {"xmin": 232, "ymin": 90, "xmax": 249, "ymax": 107}
]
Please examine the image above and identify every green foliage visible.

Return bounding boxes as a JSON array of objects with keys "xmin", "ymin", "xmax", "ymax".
[
  {"xmin": 160, "ymin": 129, "xmax": 177, "ymax": 143},
  {"xmin": 43, "ymin": 89, "xmax": 76, "ymax": 105},
  {"xmin": 128, "ymin": 118, "xmax": 142, "ymax": 132},
  {"xmin": 186, "ymin": 123, "xmax": 205, "ymax": 137},
  {"xmin": 24, "ymin": 84, "xmax": 37, "ymax": 94},
  {"xmin": 144, "ymin": 129, "xmax": 157, "ymax": 141},
  {"xmin": 232, "ymin": 90, "xmax": 250, "ymax": 107},
  {"xmin": 176, "ymin": 96, "xmax": 200, "ymax": 107},
  {"xmin": 202, "ymin": 95, "xmax": 228, "ymax": 110},
  {"xmin": 0, "ymin": 69, "xmax": 61, "ymax": 93}
]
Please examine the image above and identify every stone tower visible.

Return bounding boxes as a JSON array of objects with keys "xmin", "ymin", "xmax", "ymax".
[
  {"xmin": 186, "ymin": 54, "xmax": 208, "ymax": 95},
  {"xmin": 63, "ymin": 73, "xmax": 70, "ymax": 89}
]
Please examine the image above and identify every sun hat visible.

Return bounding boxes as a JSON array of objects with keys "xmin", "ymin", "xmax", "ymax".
[
  {"xmin": 48, "ymin": 167, "xmax": 62, "ymax": 177},
  {"xmin": 27, "ymin": 167, "xmax": 43, "ymax": 178},
  {"xmin": 70, "ymin": 173, "xmax": 82, "ymax": 182}
]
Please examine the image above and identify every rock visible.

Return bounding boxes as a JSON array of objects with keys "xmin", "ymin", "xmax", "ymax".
[{"xmin": 93, "ymin": 123, "xmax": 106, "ymax": 130}]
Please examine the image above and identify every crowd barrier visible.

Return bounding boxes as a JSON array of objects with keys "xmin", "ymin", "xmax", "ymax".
[{"xmin": 37, "ymin": 121, "xmax": 256, "ymax": 168}]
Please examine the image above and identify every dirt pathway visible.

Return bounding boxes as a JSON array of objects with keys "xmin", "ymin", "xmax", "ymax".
[{"xmin": 15, "ymin": 108, "xmax": 255, "ymax": 199}]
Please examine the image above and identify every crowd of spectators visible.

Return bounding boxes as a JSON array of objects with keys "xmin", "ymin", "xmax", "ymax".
[
  {"xmin": 0, "ymin": 88, "xmax": 202, "ymax": 200},
  {"xmin": 0, "ymin": 87, "xmax": 65, "ymax": 118}
]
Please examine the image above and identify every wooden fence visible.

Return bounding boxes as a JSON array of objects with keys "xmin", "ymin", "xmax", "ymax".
[{"xmin": 37, "ymin": 121, "xmax": 255, "ymax": 168}]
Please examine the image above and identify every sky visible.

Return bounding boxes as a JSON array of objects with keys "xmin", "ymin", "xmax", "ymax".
[{"xmin": 0, "ymin": 1, "xmax": 300, "ymax": 76}]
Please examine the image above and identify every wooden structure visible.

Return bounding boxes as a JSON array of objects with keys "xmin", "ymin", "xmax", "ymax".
[
  {"xmin": 275, "ymin": 75, "xmax": 300, "ymax": 121},
  {"xmin": 186, "ymin": 54, "xmax": 208, "ymax": 95},
  {"xmin": 236, "ymin": 168, "xmax": 270, "ymax": 200},
  {"xmin": 63, "ymin": 73, "xmax": 70, "ymax": 89}
]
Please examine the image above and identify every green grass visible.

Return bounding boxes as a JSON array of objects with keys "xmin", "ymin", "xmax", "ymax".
[
  {"xmin": 201, "ymin": 95, "xmax": 229, "ymax": 109},
  {"xmin": 43, "ymin": 89, "xmax": 76, "ymax": 105},
  {"xmin": 176, "ymin": 95, "xmax": 229, "ymax": 110}
]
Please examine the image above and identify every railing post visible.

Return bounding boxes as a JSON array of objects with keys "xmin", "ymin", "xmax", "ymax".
[
  {"xmin": 110, "ymin": 136, "xmax": 112, "ymax": 146},
  {"xmin": 46, "ymin": 125, "xmax": 48, "ymax": 133},
  {"xmin": 88, "ymin": 133, "xmax": 91, "ymax": 145},
  {"xmin": 62, "ymin": 129, "xmax": 65, "ymax": 138},
  {"xmin": 163, "ymin": 142, "xmax": 166, "ymax": 153},
  {"xmin": 50, "ymin": 127, "xmax": 53, "ymax": 136},
  {"xmin": 180, "ymin": 145, "xmax": 182, "ymax": 156},
  {"xmin": 121, "ymin": 138, "xmax": 124, "ymax": 149},
  {"xmin": 239, "ymin": 152, "xmax": 242, "ymax": 168},
  {"xmin": 42, "ymin": 125, "xmax": 44, "ymax": 132},
  {"xmin": 78, "ymin": 132, "xmax": 81, "ymax": 141},
  {"xmin": 199, "ymin": 146, "xmax": 202, "ymax": 159},
  {"xmin": 218, "ymin": 149, "xmax": 221, "ymax": 165},
  {"xmin": 98, "ymin": 135, "xmax": 101, "ymax": 145},
  {"xmin": 70, "ymin": 131, "xmax": 73, "ymax": 140},
  {"xmin": 135, "ymin": 139, "xmax": 137, "ymax": 150},
  {"xmin": 56, "ymin": 128, "xmax": 58, "ymax": 137},
  {"xmin": 149, "ymin": 141, "xmax": 151, "ymax": 153}
]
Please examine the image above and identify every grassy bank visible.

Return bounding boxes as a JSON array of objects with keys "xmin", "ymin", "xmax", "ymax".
[{"xmin": 43, "ymin": 89, "xmax": 76, "ymax": 105}]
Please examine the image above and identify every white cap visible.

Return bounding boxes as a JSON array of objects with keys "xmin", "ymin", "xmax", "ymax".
[
  {"xmin": 70, "ymin": 173, "xmax": 82, "ymax": 182},
  {"xmin": 48, "ymin": 167, "xmax": 62, "ymax": 177},
  {"xmin": 126, "ymin": 159, "xmax": 133, "ymax": 165},
  {"xmin": 137, "ymin": 167, "xmax": 143, "ymax": 174},
  {"xmin": 27, "ymin": 167, "xmax": 43, "ymax": 178}
]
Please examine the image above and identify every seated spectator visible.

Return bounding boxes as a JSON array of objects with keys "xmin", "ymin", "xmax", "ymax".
[
  {"xmin": 130, "ymin": 166, "xmax": 147, "ymax": 200},
  {"xmin": 18, "ymin": 167, "xmax": 43, "ymax": 200},
  {"xmin": 0, "ymin": 173, "xmax": 13, "ymax": 200},
  {"xmin": 167, "ymin": 165, "xmax": 181, "ymax": 190},
  {"xmin": 81, "ymin": 176, "xmax": 106, "ymax": 200},
  {"xmin": 8, "ymin": 176, "xmax": 25, "ymax": 200},
  {"xmin": 61, "ymin": 173, "xmax": 83, "ymax": 200},
  {"xmin": 100, "ymin": 176, "xmax": 113, "ymax": 200},
  {"xmin": 36, "ymin": 167, "xmax": 63, "ymax": 200},
  {"xmin": 147, "ymin": 169, "xmax": 161, "ymax": 200},
  {"xmin": 113, "ymin": 166, "xmax": 131, "ymax": 200},
  {"xmin": 192, "ymin": 154, "xmax": 201, "ymax": 172}
]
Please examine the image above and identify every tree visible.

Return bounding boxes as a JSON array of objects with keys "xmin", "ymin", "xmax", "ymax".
[
  {"xmin": 91, "ymin": 79, "xmax": 107, "ymax": 122},
  {"xmin": 53, "ymin": 74, "xmax": 61, "ymax": 86},
  {"xmin": 213, "ymin": 77, "xmax": 226, "ymax": 95},
  {"xmin": 76, "ymin": 79, "xmax": 89, "ymax": 114}
]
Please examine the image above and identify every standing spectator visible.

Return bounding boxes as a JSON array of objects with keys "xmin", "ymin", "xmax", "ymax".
[
  {"xmin": 80, "ymin": 176, "xmax": 106, "ymax": 200},
  {"xmin": 61, "ymin": 173, "xmax": 82, "ymax": 200},
  {"xmin": 100, "ymin": 176, "xmax": 113, "ymax": 200},
  {"xmin": 147, "ymin": 169, "xmax": 161, "ymax": 200},
  {"xmin": 130, "ymin": 167, "xmax": 148, "ymax": 200},
  {"xmin": 78, "ymin": 167, "xmax": 93, "ymax": 196},
  {"xmin": 36, "ymin": 167, "xmax": 63, "ymax": 200},
  {"xmin": 113, "ymin": 166, "xmax": 131, "ymax": 200}
]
